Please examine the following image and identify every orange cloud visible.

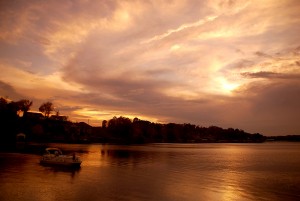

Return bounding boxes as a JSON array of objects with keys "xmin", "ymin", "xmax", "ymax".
[{"xmin": 1, "ymin": 0, "xmax": 300, "ymax": 134}]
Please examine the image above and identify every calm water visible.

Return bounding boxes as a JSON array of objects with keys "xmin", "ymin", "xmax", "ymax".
[{"xmin": 0, "ymin": 142, "xmax": 299, "ymax": 201}]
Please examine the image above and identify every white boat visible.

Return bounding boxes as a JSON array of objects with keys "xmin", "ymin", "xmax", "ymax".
[{"xmin": 40, "ymin": 148, "xmax": 82, "ymax": 167}]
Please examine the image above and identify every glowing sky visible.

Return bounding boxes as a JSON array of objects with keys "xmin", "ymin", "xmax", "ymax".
[{"xmin": 1, "ymin": 0, "xmax": 300, "ymax": 135}]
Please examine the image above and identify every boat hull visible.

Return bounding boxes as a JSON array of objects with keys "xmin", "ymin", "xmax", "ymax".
[{"xmin": 40, "ymin": 159, "xmax": 82, "ymax": 167}]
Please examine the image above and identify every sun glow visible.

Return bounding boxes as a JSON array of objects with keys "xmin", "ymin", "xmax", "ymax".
[
  {"xmin": 222, "ymin": 81, "xmax": 239, "ymax": 92},
  {"xmin": 217, "ymin": 78, "xmax": 240, "ymax": 94},
  {"xmin": 170, "ymin": 44, "xmax": 181, "ymax": 51}
]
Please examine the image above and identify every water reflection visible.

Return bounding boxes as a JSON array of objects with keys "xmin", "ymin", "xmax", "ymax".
[
  {"xmin": 41, "ymin": 165, "xmax": 81, "ymax": 179},
  {"xmin": 100, "ymin": 148, "xmax": 155, "ymax": 167},
  {"xmin": 1, "ymin": 143, "xmax": 300, "ymax": 201}
]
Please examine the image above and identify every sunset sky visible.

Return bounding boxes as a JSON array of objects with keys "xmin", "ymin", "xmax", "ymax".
[{"xmin": 1, "ymin": 0, "xmax": 300, "ymax": 135}]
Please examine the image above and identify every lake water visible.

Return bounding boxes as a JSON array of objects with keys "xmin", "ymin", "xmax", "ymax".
[{"xmin": 0, "ymin": 142, "xmax": 299, "ymax": 201}]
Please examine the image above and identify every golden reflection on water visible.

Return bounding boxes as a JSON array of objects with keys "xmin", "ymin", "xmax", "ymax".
[
  {"xmin": 162, "ymin": 146, "xmax": 245, "ymax": 200},
  {"xmin": 222, "ymin": 185, "xmax": 239, "ymax": 201},
  {"xmin": 1, "ymin": 143, "xmax": 300, "ymax": 201},
  {"xmin": 219, "ymin": 146, "xmax": 245, "ymax": 201},
  {"xmin": 79, "ymin": 145, "xmax": 108, "ymax": 168}
]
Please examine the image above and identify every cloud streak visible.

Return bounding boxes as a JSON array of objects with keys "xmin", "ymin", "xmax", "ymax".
[{"xmin": 141, "ymin": 15, "xmax": 219, "ymax": 44}]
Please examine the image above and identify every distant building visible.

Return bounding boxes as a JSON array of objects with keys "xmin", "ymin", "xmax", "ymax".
[
  {"xmin": 50, "ymin": 114, "xmax": 68, "ymax": 121},
  {"xmin": 75, "ymin": 122, "xmax": 92, "ymax": 142},
  {"xmin": 25, "ymin": 111, "xmax": 44, "ymax": 120}
]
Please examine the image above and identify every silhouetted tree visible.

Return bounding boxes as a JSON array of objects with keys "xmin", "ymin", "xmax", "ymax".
[
  {"xmin": 16, "ymin": 99, "xmax": 32, "ymax": 117},
  {"xmin": 102, "ymin": 120, "xmax": 107, "ymax": 128},
  {"xmin": 39, "ymin": 101, "xmax": 54, "ymax": 118},
  {"xmin": 0, "ymin": 97, "xmax": 19, "ymax": 146},
  {"xmin": 108, "ymin": 116, "xmax": 132, "ymax": 143},
  {"xmin": 0, "ymin": 97, "xmax": 7, "ymax": 107}
]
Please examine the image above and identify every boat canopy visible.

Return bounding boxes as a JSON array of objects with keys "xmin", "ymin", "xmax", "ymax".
[{"xmin": 45, "ymin": 148, "xmax": 63, "ymax": 155}]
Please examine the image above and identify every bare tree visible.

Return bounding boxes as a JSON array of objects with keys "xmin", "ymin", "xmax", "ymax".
[{"xmin": 39, "ymin": 102, "xmax": 54, "ymax": 118}]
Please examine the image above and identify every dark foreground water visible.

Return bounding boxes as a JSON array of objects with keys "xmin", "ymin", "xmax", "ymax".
[{"xmin": 0, "ymin": 142, "xmax": 299, "ymax": 201}]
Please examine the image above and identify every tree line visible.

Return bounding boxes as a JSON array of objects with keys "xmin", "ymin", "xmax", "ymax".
[
  {"xmin": 0, "ymin": 97, "xmax": 266, "ymax": 148},
  {"xmin": 101, "ymin": 116, "xmax": 266, "ymax": 144}
]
